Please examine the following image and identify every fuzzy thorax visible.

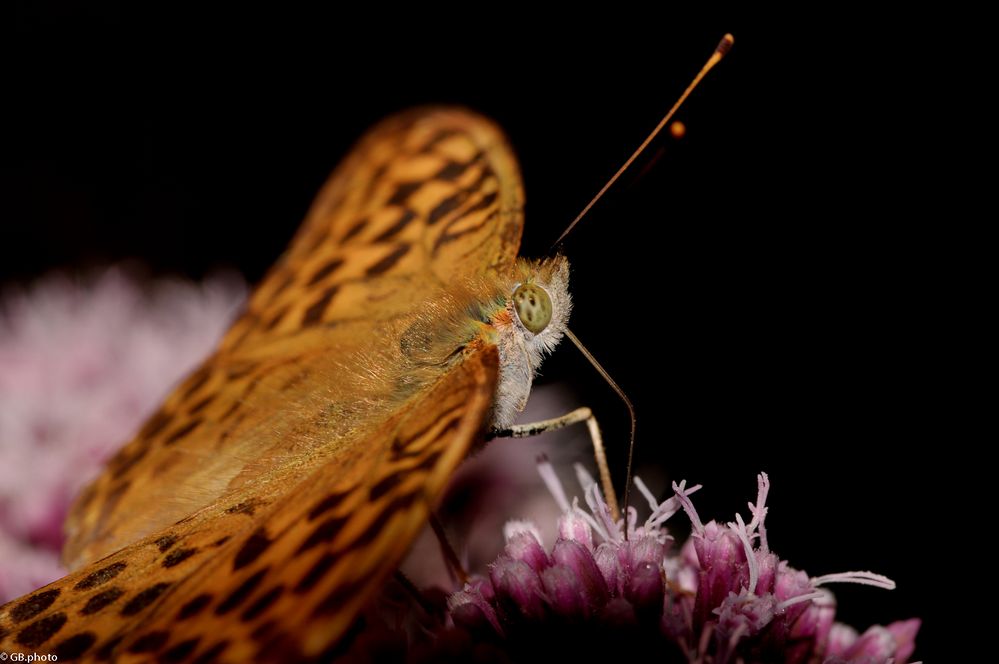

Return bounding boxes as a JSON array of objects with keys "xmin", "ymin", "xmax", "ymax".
[{"xmin": 487, "ymin": 255, "xmax": 571, "ymax": 428}]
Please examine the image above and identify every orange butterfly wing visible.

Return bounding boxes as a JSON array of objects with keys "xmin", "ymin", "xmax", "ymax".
[
  {"xmin": 1, "ymin": 108, "xmax": 522, "ymax": 660},
  {"xmin": 62, "ymin": 107, "xmax": 523, "ymax": 569},
  {"xmin": 1, "ymin": 343, "xmax": 497, "ymax": 661}
]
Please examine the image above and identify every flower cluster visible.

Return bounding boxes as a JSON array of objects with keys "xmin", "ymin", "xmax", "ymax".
[
  {"xmin": 444, "ymin": 460, "xmax": 919, "ymax": 663},
  {"xmin": 0, "ymin": 268, "xmax": 245, "ymax": 602}
]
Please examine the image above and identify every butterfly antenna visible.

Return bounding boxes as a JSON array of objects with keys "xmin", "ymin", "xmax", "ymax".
[
  {"xmin": 564, "ymin": 328, "xmax": 637, "ymax": 539},
  {"xmin": 550, "ymin": 33, "xmax": 734, "ymax": 250}
]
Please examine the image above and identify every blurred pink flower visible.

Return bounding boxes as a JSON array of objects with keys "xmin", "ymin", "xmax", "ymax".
[{"xmin": 0, "ymin": 267, "xmax": 246, "ymax": 602}]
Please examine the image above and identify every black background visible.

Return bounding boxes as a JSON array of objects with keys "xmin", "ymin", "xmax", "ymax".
[{"xmin": 4, "ymin": 5, "xmax": 950, "ymax": 659}]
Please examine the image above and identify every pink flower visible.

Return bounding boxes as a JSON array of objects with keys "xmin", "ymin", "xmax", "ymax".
[
  {"xmin": 0, "ymin": 267, "xmax": 245, "ymax": 602},
  {"xmin": 440, "ymin": 462, "xmax": 919, "ymax": 663}
]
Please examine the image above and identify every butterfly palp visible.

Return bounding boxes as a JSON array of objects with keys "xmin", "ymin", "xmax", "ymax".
[{"xmin": 512, "ymin": 283, "xmax": 552, "ymax": 334}]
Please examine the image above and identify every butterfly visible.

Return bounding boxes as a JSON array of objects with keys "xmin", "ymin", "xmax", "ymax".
[
  {"xmin": 0, "ymin": 33, "xmax": 735, "ymax": 659},
  {"xmin": 0, "ymin": 108, "xmax": 572, "ymax": 661}
]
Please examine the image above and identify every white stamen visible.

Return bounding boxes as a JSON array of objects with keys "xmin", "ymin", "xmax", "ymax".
[
  {"xmin": 811, "ymin": 571, "xmax": 896, "ymax": 590},
  {"xmin": 573, "ymin": 462, "xmax": 597, "ymax": 494},
  {"xmin": 625, "ymin": 505, "xmax": 639, "ymax": 538},
  {"xmin": 537, "ymin": 458, "xmax": 618, "ymax": 541},
  {"xmin": 585, "ymin": 482, "xmax": 621, "ymax": 541},
  {"xmin": 754, "ymin": 508, "xmax": 769, "ymax": 552},
  {"xmin": 776, "ymin": 591, "xmax": 825, "ymax": 612},
  {"xmin": 537, "ymin": 455, "xmax": 571, "ymax": 512},
  {"xmin": 730, "ymin": 513, "xmax": 759, "ymax": 595},
  {"xmin": 747, "ymin": 473, "xmax": 770, "ymax": 552},
  {"xmin": 572, "ymin": 497, "xmax": 608, "ymax": 541},
  {"xmin": 634, "ymin": 476, "xmax": 659, "ymax": 512},
  {"xmin": 648, "ymin": 484, "xmax": 703, "ymax": 529},
  {"xmin": 672, "ymin": 480, "xmax": 705, "ymax": 533}
]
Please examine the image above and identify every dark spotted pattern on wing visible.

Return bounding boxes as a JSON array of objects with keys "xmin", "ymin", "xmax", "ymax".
[
  {"xmin": 61, "ymin": 109, "xmax": 524, "ymax": 573},
  {"xmin": 0, "ymin": 342, "xmax": 497, "ymax": 662},
  {"xmin": 2, "ymin": 109, "xmax": 519, "ymax": 661}
]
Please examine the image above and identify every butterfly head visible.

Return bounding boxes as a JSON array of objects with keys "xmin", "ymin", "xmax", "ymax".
[
  {"xmin": 486, "ymin": 255, "xmax": 571, "ymax": 427},
  {"xmin": 508, "ymin": 254, "xmax": 571, "ymax": 352}
]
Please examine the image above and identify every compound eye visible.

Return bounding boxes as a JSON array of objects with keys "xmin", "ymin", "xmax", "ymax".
[{"xmin": 513, "ymin": 283, "xmax": 552, "ymax": 334}]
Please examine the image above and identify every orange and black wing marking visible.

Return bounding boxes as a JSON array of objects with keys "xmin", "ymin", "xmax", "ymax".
[
  {"xmin": 62, "ymin": 108, "xmax": 523, "ymax": 570},
  {"xmin": 0, "ymin": 108, "xmax": 523, "ymax": 661},
  {"xmin": 0, "ymin": 343, "xmax": 498, "ymax": 661}
]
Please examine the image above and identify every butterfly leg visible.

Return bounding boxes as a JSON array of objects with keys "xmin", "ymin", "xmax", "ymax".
[
  {"xmin": 428, "ymin": 408, "xmax": 615, "ymax": 584},
  {"xmin": 429, "ymin": 512, "xmax": 468, "ymax": 584},
  {"xmin": 488, "ymin": 407, "xmax": 619, "ymax": 520}
]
